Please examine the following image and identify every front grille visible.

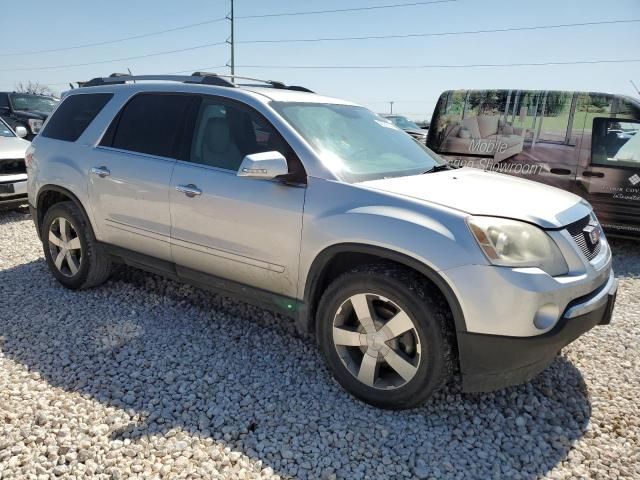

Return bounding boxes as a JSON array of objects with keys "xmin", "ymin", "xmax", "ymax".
[
  {"xmin": 0, "ymin": 158, "xmax": 26, "ymax": 175},
  {"xmin": 565, "ymin": 215, "xmax": 602, "ymax": 261}
]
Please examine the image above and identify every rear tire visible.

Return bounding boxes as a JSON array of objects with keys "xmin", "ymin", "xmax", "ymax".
[
  {"xmin": 316, "ymin": 264, "xmax": 454, "ymax": 409},
  {"xmin": 42, "ymin": 201, "xmax": 111, "ymax": 289}
]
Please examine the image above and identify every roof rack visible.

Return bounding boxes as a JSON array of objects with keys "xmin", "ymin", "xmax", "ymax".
[
  {"xmin": 80, "ymin": 72, "xmax": 235, "ymax": 88},
  {"xmin": 78, "ymin": 72, "xmax": 314, "ymax": 93}
]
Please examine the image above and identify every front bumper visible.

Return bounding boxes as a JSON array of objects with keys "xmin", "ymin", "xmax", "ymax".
[
  {"xmin": 0, "ymin": 173, "xmax": 28, "ymax": 209},
  {"xmin": 458, "ymin": 270, "xmax": 617, "ymax": 392}
]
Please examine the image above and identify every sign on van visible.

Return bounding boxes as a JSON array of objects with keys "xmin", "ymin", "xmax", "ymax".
[{"xmin": 426, "ymin": 89, "xmax": 640, "ymax": 238}]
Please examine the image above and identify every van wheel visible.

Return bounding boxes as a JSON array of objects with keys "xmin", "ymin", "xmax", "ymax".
[
  {"xmin": 316, "ymin": 264, "xmax": 454, "ymax": 409},
  {"xmin": 42, "ymin": 201, "xmax": 111, "ymax": 289}
]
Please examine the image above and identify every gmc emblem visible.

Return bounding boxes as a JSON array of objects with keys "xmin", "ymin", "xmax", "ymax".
[{"xmin": 583, "ymin": 224, "xmax": 601, "ymax": 246}]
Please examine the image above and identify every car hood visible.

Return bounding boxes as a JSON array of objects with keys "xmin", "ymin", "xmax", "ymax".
[
  {"xmin": 359, "ymin": 167, "xmax": 590, "ymax": 228},
  {"xmin": 0, "ymin": 136, "xmax": 30, "ymax": 159}
]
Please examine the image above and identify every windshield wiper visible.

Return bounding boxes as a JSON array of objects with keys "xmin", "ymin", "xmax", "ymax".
[{"xmin": 421, "ymin": 164, "xmax": 453, "ymax": 174}]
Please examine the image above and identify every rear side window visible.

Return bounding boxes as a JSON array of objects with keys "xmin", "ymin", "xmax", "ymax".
[
  {"xmin": 104, "ymin": 93, "xmax": 199, "ymax": 159},
  {"xmin": 41, "ymin": 93, "xmax": 112, "ymax": 142}
]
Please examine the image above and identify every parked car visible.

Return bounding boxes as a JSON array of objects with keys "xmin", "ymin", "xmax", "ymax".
[
  {"xmin": 27, "ymin": 73, "xmax": 616, "ymax": 408},
  {"xmin": 0, "ymin": 92, "xmax": 59, "ymax": 140},
  {"xmin": 427, "ymin": 89, "xmax": 640, "ymax": 238},
  {"xmin": 0, "ymin": 118, "xmax": 29, "ymax": 209},
  {"xmin": 381, "ymin": 114, "xmax": 428, "ymax": 143}
]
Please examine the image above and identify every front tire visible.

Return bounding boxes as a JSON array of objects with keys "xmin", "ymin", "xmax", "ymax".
[
  {"xmin": 316, "ymin": 264, "xmax": 454, "ymax": 409},
  {"xmin": 42, "ymin": 201, "xmax": 111, "ymax": 289}
]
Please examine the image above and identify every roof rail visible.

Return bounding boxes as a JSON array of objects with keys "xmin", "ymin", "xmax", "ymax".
[
  {"xmin": 80, "ymin": 73, "xmax": 235, "ymax": 88},
  {"xmin": 78, "ymin": 72, "xmax": 313, "ymax": 93},
  {"xmin": 217, "ymin": 74, "xmax": 314, "ymax": 93}
]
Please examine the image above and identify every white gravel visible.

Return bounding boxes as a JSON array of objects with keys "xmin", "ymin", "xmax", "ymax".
[{"xmin": 0, "ymin": 209, "xmax": 639, "ymax": 480}]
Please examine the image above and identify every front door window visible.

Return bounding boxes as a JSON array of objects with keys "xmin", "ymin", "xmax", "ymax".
[{"xmin": 591, "ymin": 118, "xmax": 640, "ymax": 168}]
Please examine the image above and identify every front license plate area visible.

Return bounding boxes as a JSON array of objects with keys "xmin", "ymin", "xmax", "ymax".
[{"xmin": 0, "ymin": 183, "xmax": 15, "ymax": 194}]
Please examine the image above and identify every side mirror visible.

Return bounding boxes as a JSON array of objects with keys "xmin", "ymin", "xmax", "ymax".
[
  {"xmin": 15, "ymin": 126, "xmax": 28, "ymax": 138},
  {"xmin": 237, "ymin": 151, "xmax": 289, "ymax": 180}
]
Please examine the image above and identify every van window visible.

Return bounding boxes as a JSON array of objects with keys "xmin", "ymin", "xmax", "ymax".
[
  {"xmin": 41, "ymin": 93, "xmax": 112, "ymax": 142},
  {"xmin": 107, "ymin": 93, "xmax": 199, "ymax": 159},
  {"xmin": 591, "ymin": 118, "xmax": 640, "ymax": 168}
]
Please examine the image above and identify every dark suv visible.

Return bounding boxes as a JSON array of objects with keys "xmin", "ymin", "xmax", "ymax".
[{"xmin": 0, "ymin": 92, "xmax": 59, "ymax": 140}]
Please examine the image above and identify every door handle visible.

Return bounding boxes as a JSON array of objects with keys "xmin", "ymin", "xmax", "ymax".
[
  {"xmin": 583, "ymin": 171, "xmax": 605, "ymax": 178},
  {"xmin": 176, "ymin": 184, "xmax": 202, "ymax": 197},
  {"xmin": 90, "ymin": 166, "xmax": 110, "ymax": 178},
  {"xmin": 550, "ymin": 168, "xmax": 572, "ymax": 176}
]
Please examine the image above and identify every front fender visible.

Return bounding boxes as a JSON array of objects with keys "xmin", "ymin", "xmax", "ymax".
[
  {"xmin": 297, "ymin": 177, "xmax": 488, "ymax": 329},
  {"xmin": 299, "ymin": 177, "xmax": 486, "ymax": 288}
]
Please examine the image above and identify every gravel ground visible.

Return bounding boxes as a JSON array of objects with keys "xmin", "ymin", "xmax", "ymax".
[{"xmin": 0, "ymin": 209, "xmax": 639, "ymax": 480}]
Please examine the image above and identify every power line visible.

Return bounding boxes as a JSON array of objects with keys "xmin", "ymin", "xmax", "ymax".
[
  {"xmin": 0, "ymin": 17, "xmax": 227, "ymax": 57},
  {"xmin": 7, "ymin": 57, "xmax": 637, "ymax": 90},
  {"xmin": 0, "ymin": 65, "xmax": 230, "ymax": 88},
  {"xmin": 165, "ymin": 65, "xmax": 229, "ymax": 75},
  {"xmin": 0, "ymin": 1, "xmax": 452, "ymax": 57},
  {"xmin": 0, "ymin": 42, "xmax": 227, "ymax": 73},
  {"xmin": 7, "ymin": 16, "xmax": 635, "ymax": 74},
  {"xmin": 237, "ymin": 19, "xmax": 640, "ymax": 44},
  {"xmin": 235, "ymin": 59, "xmax": 640, "ymax": 69},
  {"xmin": 236, "ymin": 0, "xmax": 455, "ymax": 19}
]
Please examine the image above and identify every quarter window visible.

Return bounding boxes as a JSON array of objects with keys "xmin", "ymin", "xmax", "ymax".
[
  {"xmin": 41, "ymin": 93, "xmax": 112, "ymax": 142},
  {"xmin": 591, "ymin": 118, "xmax": 640, "ymax": 167},
  {"xmin": 107, "ymin": 93, "xmax": 199, "ymax": 159}
]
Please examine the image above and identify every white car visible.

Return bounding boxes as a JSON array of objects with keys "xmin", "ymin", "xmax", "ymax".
[{"xmin": 0, "ymin": 118, "xmax": 29, "ymax": 209}]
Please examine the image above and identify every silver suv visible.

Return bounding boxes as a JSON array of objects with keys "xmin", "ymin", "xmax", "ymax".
[{"xmin": 27, "ymin": 73, "xmax": 617, "ymax": 408}]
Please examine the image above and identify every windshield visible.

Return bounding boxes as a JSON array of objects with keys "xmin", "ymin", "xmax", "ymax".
[
  {"xmin": 0, "ymin": 119, "xmax": 15, "ymax": 137},
  {"xmin": 271, "ymin": 102, "xmax": 442, "ymax": 182},
  {"xmin": 387, "ymin": 115, "xmax": 420, "ymax": 130},
  {"xmin": 9, "ymin": 94, "xmax": 58, "ymax": 113}
]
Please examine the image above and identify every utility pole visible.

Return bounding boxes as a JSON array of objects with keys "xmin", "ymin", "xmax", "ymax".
[
  {"xmin": 631, "ymin": 80, "xmax": 640, "ymax": 96},
  {"xmin": 227, "ymin": 0, "xmax": 235, "ymax": 78},
  {"xmin": 389, "ymin": 101, "xmax": 394, "ymax": 114}
]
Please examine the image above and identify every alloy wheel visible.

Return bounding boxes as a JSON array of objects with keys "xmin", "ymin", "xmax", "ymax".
[
  {"xmin": 332, "ymin": 293, "xmax": 422, "ymax": 390},
  {"xmin": 48, "ymin": 217, "xmax": 83, "ymax": 277}
]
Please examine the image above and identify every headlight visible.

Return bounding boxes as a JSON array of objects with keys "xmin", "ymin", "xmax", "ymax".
[
  {"xmin": 27, "ymin": 119, "xmax": 43, "ymax": 134},
  {"xmin": 468, "ymin": 216, "xmax": 568, "ymax": 276}
]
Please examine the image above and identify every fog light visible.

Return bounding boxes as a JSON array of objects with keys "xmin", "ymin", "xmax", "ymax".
[{"xmin": 533, "ymin": 304, "xmax": 560, "ymax": 330}]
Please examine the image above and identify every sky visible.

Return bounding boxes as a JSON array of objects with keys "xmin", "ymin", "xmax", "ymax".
[{"xmin": 1, "ymin": 0, "xmax": 639, "ymax": 120}]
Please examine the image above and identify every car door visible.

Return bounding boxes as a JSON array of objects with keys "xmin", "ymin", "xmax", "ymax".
[
  {"xmin": 577, "ymin": 115, "xmax": 640, "ymax": 234},
  {"xmin": 89, "ymin": 93, "xmax": 199, "ymax": 261},
  {"xmin": 169, "ymin": 95, "xmax": 306, "ymax": 299}
]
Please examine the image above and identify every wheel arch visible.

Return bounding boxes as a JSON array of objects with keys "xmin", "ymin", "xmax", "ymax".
[
  {"xmin": 299, "ymin": 243, "xmax": 466, "ymax": 337},
  {"xmin": 35, "ymin": 185, "xmax": 94, "ymax": 240}
]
